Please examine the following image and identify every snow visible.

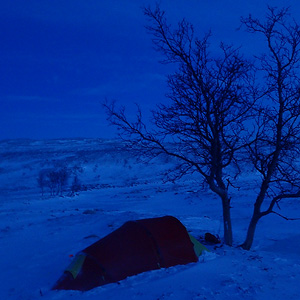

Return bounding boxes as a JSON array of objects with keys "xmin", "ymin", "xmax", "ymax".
[{"xmin": 0, "ymin": 138, "xmax": 299, "ymax": 300}]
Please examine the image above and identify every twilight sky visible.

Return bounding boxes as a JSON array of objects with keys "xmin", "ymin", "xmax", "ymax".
[{"xmin": 1, "ymin": 0, "xmax": 299, "ymax": 140}]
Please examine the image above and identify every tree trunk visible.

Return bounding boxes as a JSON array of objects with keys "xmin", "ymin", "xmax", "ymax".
[
  {"xmin": 241, "ymin": 214, "xmax": 260, "ymax": 250},
  {"xmin": 241, "ymin": 178, "xmax": 270, "ymax": 250},
  {"xmin": 222, "ymin": 195, "xmax": 233, "ymax": 246},
  {"xmin": 208, "ymin": 177, "xmax": 233, "ymax": 246}
]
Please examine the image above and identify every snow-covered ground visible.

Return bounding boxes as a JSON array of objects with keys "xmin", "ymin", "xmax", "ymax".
[{"xmin": 0, "ymin": 138, "xmax": 299, "ymax": 300}]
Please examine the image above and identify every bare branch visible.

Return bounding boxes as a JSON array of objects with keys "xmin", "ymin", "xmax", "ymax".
[
  {"xmin": 270, "ymin": 211, "xmax": 300, "ymax": 221},
  {"xmin": 261, "ymin": 191, "xmax": 300, "ymax": 217}
]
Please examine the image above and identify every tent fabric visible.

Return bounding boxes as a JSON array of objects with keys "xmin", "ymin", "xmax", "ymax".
[
  {"xmin": 188, "ymin": 234, "xmax": 209, "ymax": 256},
  {"xmin": 52, "ymin": 216, "xmax": 206, "ymax": 291}
]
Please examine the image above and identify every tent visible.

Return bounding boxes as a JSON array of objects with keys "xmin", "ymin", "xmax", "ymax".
[{"xmin": 52, "ymin": 216, "xmax": 208, "ymax": 291}]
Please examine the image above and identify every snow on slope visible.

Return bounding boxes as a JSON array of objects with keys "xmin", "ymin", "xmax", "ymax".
[{"xmin": 0, "ymin": 138, "xmax": 299, "ymax": 300}]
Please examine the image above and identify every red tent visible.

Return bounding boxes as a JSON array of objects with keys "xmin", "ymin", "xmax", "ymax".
[{"xmin": 52, "ymin": 216, "xmax": 202, "ymax": 291}]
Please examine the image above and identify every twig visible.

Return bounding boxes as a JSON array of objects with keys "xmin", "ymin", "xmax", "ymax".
[{"xmin": 270, "ymin": 211, "xmax": 300, "ymax": 220}]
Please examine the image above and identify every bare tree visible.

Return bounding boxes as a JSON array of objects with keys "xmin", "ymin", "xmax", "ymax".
[
  {"xmin": 39, "ymin": 167, "xmax": 69, "ymax": 197},
  {"xmin": 240, "ymin": 7, "xmax": 300, "ymax": 250},
  {"xmin": 71, "ymin": 175, "xmax": 82, "ymax": 194},
  {"xmin": 104, "ymin": 5, "xmax": 256, "ymax": 246},
  {"xmin": 46, "ymin": 170, "xmax": 58, "ymax": 196},
  {"xmin": 37, "ymin": 170, "xmax": 48, "ymax": 197},
  {"xmin": 57, "ymin": 167, "xmax": 69, "ymax": 196}
]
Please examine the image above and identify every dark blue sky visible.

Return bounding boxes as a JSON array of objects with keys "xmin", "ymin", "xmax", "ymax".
[{"xmin": 1, "ymin": 0, "xmax": 299, "ymax": 140}]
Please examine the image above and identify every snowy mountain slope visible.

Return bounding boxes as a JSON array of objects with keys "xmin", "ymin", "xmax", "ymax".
[{"xmin": 0, "ymin": 138, "xmax": 299, "ymax": 299}]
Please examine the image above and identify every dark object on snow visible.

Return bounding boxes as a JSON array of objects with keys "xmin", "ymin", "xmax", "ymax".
[
  {"xmin": 204, "ymin": 232, "xmax": 221, "ymax": 244},
  {"xmin": 52, "ymin": 216, "xmax": 208, "ymax": 291}
]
